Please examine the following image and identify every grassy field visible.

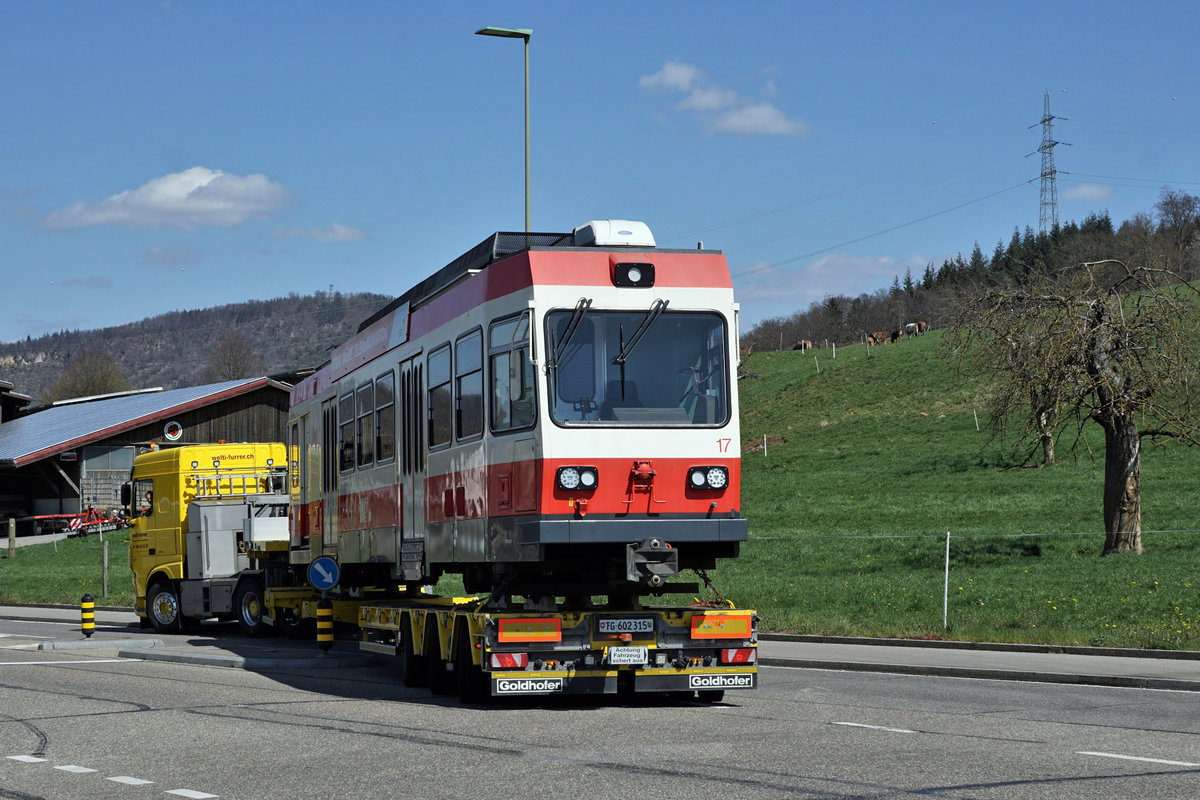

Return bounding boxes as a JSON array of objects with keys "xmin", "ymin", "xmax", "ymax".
[
  {"xmin": 0, "ymin": 531, "xmax": 134, "ymax": 607},
  {"xmin": 3, "ymin": 329, "xmax": 1198, "ymax": 648},
  {"xmin": 720, "ymin": 331, "xmax": 1200, "ymax": 648}
]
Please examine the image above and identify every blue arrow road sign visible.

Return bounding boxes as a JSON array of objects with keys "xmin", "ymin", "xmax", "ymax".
[{"xmin": 308, "ymin": 556, "xmax": 340, "ymax": 590}]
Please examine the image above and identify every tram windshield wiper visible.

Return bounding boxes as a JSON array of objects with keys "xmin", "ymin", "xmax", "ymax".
[
  {"xmin": 611, "ymin": 298, "xmax": 669, "ymax": 399},
  {"xmin": 547, "ymin": 297, "xmax": 592, "ymax": 370}
]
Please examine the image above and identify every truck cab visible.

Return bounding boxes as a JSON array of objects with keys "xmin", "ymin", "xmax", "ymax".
[{"xmin": 124, "ymin": 443, "xmax": 287, "ymax": 632}]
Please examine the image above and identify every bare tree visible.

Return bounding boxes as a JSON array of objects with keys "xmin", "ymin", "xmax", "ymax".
[
  {"xmin": 204, "ymin": 329, "xmax": 262, "ymax": 382},
  {"xmin": 41, "ymin": 350, "xmax": 131, "ymax": 402},
  {"xmin": 947, "ymin": 260, "xmax": 1200, "ymax": 555}
]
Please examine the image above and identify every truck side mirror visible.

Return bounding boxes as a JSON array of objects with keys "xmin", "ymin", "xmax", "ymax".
[{"xmin": 120, "ymin": 483, "xmax": 131, "ymax": 507}]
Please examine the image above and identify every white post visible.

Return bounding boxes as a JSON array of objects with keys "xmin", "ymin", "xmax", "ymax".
[
  {"xmin": 102, "ymin": 540, "xmax": 109, "ymax": 598},
  {"xmin": 973, "ymin": 409, "xmax": 980, "ymax": 431},
  {"xmin": 832, "ymin": 342, "xmax": 836, "ymax": 359},
  {"xmin": 763, "ymin": 434, "xmax": 767, "ymax": 459},
  {"xmin": 815, "ymin": 357, "xmax": 820, "ymax": 374},
  {"xmin": 943, "ymin": 531, "xmax": 951, "ymax": 630}
]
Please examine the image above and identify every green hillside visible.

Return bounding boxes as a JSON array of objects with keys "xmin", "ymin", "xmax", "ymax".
[{"xmin": 723, "ymin": 331, "xmax": 1200, "ymax": 647}]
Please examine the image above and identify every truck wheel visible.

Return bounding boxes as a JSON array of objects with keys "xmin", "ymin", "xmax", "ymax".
[
  {"xmin": 147, "ymin": 581, "xmax": 183, "ymax": 634},
  {"xmin": 402, "ymin": 618, "xmax": 428, "ymax": 688},
  {"xmin": 426, "ymin": 619, "xmax": 454, "ymax": 695},
  {"xmin": 456, "ymin": 626, "xmax": 489, "ymax": 704},
  {"xmin": 697, "ymin": 690, "xmax": 725, "ymax": 703},
  {"xmin": 234, "ymin": 577, "xmax": 271, "ymax": 637}
]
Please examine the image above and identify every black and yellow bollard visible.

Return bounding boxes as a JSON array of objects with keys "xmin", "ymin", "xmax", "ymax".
[
  {"xmin": 316, "ymin": 598, "xmax": 333, "ymax": 653},
  {"xmin": 80, "ymin": 594, "xmax": 95, "ymax": 638}
]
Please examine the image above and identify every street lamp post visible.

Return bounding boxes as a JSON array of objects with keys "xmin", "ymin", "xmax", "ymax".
[{"xmin": 475, "ymin": 26, "xmax": 532, "ymax": 233}]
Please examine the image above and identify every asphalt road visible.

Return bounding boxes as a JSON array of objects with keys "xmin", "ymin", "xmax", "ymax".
[{"xmin": 2, "ymin": 615, "xmax": 1199, "ymax": 799}]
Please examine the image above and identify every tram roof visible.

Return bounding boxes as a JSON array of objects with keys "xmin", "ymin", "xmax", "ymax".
[{"xmin": 357, "ymin": 228, "xmax": 719, "ymax": 334}]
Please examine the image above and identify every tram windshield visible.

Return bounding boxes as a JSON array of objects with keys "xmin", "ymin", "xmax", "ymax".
[{"xmin": 546, "ymin": 308, "xmax": 729, "ymax": 426}]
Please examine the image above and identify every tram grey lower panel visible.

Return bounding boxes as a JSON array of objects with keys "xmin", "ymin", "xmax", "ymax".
[{"xmin": 519, "ymin": 518, "xmax": 748, "ymax": 545}]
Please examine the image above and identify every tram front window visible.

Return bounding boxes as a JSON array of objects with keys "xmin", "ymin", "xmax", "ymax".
[{"xmin": 546, "ymin": 309, "xmax": 729, "ymax": 426}]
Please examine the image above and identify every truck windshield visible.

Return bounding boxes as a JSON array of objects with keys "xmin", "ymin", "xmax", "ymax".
[{"xmin": 546, "ymin": 309, "xmax": 729, "ymax": 426}]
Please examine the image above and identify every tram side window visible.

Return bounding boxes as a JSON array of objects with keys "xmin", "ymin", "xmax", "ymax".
[
  {"xmin": 376, "ymin": 371, "xmax": 395, "ymax": 463},
  {"xmin": 356, "ymin": 382, "xmax": 374, "ymax": 467},
  {"xmin": 490, "ymin": 312, "xmax": 536, "ymax": 432},
  {"xmin": 456, "ymin": 330, "xmax": 483, "ymax": 440},
  {"xmin": 338, "ymin": 392, "xmax": 355, "ymax": 472},
  {"xmin": 427, "ymin": 344, "xmax": 452, "ymax": 449}
]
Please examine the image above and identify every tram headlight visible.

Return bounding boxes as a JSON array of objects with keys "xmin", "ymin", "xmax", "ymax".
[
  {"xmin": 612, "ymin": 262, "xmax": 655, "ymax": 288},
  {"xmin": 557, "ymin": 466, "xmax": 598, "ymax": 491},
  {"xmin": 687, "ymin": 466, "xmax": 729, "ymax": 490}
]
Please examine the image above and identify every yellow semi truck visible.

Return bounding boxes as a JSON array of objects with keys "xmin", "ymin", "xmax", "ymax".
[{"xmin": 124, "ymin": 442, "xmax": 758, "ymax": 701}]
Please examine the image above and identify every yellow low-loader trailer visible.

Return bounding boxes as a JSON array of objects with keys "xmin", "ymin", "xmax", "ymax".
[{"xmin": 126, "ymin": 443, "xmax": 757, "ymax": 701}]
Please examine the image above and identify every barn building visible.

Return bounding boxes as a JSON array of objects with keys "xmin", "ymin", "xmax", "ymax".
[{"xmin": 0, "ymin": 377, "xmax": 292, "ymax": 533}]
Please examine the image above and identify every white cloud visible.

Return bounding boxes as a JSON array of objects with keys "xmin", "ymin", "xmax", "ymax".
[
  {"xmin": 639, "ymin": 60, "xmax": 702, "ymax": 92},
  {"xmin": 713, "ymin": 103, "xmax": 811, "ymax": 136},
  {"xmin": 733, "ymin": 252, "xmax": 923, "ymax": 321},
  {"xmin": 273, "ymin": 222, "xmax": 367, "ymax": 242},
  {"xmin": 678, "ymin": 87, "xmax": 738, "ymax": 111},
  {"xmin": 1064, "ymin": 182, "xmax": 1111, "ymax": 203},
  {"xmin": 638, "ymin": 60, "xmax": 809, "ymax": 137},
  {"xmin": 45, "ymin": 167, "xmax": 290, "ymax": 229}
]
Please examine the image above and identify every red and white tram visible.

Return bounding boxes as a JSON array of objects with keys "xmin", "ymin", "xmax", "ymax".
[{"xmin": 288, "ymin": 220, "xmax": 746, "ymax": 598}]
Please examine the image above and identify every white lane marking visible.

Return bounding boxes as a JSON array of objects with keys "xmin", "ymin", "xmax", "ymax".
[
  {"xmin": 833, "ymin": 722, "xmax": 917, "ymax": 734},
  {"xmin": 108, "ymin": 776, "xmax": 155, "ymax": 785},
  {"xmin": 166, "ymin": 790, "xmax": 219, "ymax": 799},
  {"xmin": 7, "ymin": 755, "xmax": 47, "ymax": 762},
  {"xmin": 0, "ymin": 659, "xmax": 140, "ymax": 666},
  {"xmin": 55, "ymin": 765, "xmax": 97, "ymax": 773},
  {"xmin": 1078, "ymin": 751, "xmax": 1200, "ymax": 768}
]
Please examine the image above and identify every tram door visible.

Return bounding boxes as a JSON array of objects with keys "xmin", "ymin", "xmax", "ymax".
[{"xmin": 399, "ymin": 355, "xmax": 426, "ymax": 582}]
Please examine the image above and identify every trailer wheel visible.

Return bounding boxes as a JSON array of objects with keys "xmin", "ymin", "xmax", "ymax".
[
  {"xmin": 402, "ymin": 617, "xmax": 428, "ymax": 688},
  {"xmin": 146, "ymin": 580, "xmax": 184, "ymax": 634},
  {"xmin": 275, "ymin": 607, "xmax": 315, "ymax": 640},
  {"xmin": 234, "ymin": 577, "xmax": 271, "ymax": 637},
  {"xmin": 426, "ymin": 618, "xmax": 454, "ymax": 695},
  {"xmin": 456, "ymin": 626, "xmax": 489, "ymax": 704},
  {"xmin": 697, "ymin": 690, "xmax": 725, "ymax": 703}
]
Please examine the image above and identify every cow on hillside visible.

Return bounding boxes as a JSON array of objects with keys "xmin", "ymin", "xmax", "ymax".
[
  {"xmin": 905, "ymin": 322, "xmax": 918, "ymax": 338},
  {"xmin": 890, "ymin": 328, "xmax": 903, "ymax": 343},
  {"xmin": 792, "ymin": 340, "xmax": 813, "ymax": 351},
  {"xmin": 873, "ymin": 330, "xmax": 887, "ymax": 345},
  {"xmin": 916, "ymin": 320, "xmax": 928, "ymax": 335}
]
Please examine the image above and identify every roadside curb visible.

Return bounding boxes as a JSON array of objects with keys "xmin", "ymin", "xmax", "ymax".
[
  {"xmin": 117, "ymin": 647, "xmax": 378, "ymax": 671},
  {"xmin": 758, "ymin": 656, "xmax": 1200, "ymax": 693},
  {"xmin": 38, "ymin": 638, "xmax": 163, "ymax": 651},
  {"xmin": 759, "ymin": 633, "xmax": 1200, "ymax": 661}
]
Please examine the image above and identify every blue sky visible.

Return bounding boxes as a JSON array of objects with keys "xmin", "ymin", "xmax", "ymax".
[{"xmin": 3, "ymin": 1, "xmax": 1198, "ymax": 344}]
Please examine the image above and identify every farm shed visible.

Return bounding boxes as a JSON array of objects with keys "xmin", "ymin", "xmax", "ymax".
[{"xmin": 0, "ymin": 377, "xmax": 291, "ymax": 533}]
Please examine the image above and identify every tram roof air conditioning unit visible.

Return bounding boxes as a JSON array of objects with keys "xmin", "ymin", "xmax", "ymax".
[{"xmin": 573, "ymin": 220, "xmax": 655, "ymax": 248}]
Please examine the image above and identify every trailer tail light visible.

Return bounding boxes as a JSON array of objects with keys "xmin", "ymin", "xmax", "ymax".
[
  {"xmin": 720, "ymin": 648, "xmax": 757, "ymax": 665},
  {"xmin": 690, "ymin": 613, "xmax": 753, "ymax": 640},
  {"xmin": 497, "ymin": 617, "xmax": 562, "ymax": 643},
  {"xmin": 490, "ymin": 652, "xmax": 529, "ymax": 669}
]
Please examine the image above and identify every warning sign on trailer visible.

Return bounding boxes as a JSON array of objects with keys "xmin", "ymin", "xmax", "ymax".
[{"xmin": 163, "ymin": 421, "xmax": 183, "ymax": 441}]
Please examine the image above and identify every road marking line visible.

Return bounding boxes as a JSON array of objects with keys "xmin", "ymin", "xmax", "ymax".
[
  {"xmin": 1077, "ymin": 751, "xmax": 1200, "ymax": 768},
  {"xmin": 7, "ymin": 755, "xmax": 47, "ymax": 763},
  {"xmin": 166, "ymin": 790, "xmax": 219, "ymax": 799},
  {"xmin": 108, "ymin": 776, "xmax": 155, "ymax": 785},
  {"xmin": 55, "ymin": 765, "xmax": 97, "ymax": 773},
  {"xmin": 833, "ymin": 722, "xmax": 916, "ymax": 734},
  {"xmin": 0, "ymin": 659, "xmax": 140, "ymax": 666}
]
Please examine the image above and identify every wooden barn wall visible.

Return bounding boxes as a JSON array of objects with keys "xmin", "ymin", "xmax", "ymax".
[{"xmin": 110, "ymin": 387, "xmax": 290, "ymax": 448}]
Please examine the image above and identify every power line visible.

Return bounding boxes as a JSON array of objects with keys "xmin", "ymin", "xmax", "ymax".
[{"xmin": 733, "ymin": 178, "xmax": 1037, "ymax": 279}]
